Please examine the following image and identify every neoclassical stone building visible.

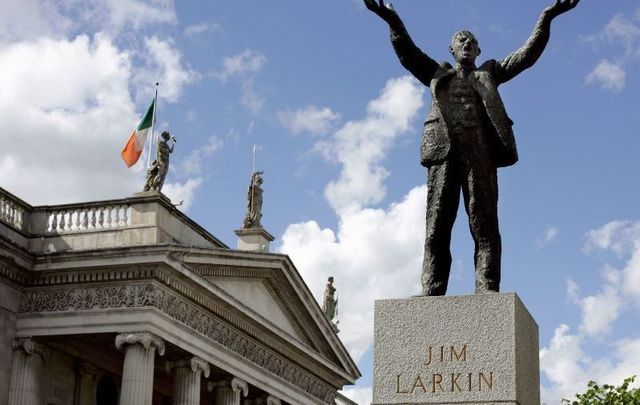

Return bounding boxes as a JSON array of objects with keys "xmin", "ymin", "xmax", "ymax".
[{"xmin": 0, "ymin": 188, "xmax": 360, "ymax": 405}]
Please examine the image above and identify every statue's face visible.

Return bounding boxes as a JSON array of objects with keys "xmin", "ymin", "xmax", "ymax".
[{"xmin": 450, "ymin": 31, "xmax": 480, "ymax": 66}]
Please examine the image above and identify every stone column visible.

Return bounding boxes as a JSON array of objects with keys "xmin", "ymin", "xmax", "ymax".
[
  {"xmin": 8, "ymin": 338, "xmax": 48, "ymax": 405},
  {"xmin": 165, "ymin": 356, "xmax": 210, "ymax": 405},
  {"xmin": 115, "ymin": 332, "xmax": 165, "ymax": 405},
  {"xmin": 208, "ymin": 377, "xmax": 248, "ymax": 405},
  {"xmin": 75, "ymin": 362, "xmax": 100, "ymax": 405}
]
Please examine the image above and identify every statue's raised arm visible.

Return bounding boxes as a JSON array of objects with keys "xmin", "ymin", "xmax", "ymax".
[
  {"xmin": 496, "ymin": 0, "xmax": 579, "ymax": 84},
  {"xmin": 364, "ymin": 0, "xmax": 440, "ymax": 87},
  {"xmin": 364, "ymin": 0, "xmax": 580, "ymax": 296}
]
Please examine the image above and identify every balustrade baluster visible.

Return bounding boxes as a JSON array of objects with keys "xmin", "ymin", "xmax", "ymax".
[
  {"xmin": 88, "ymin": 208, "xmax": 95, "ymax": 228},
  {"xmin": 81, "ymin": 209, "xmax": 88, "ymax": 228},
  {"xmin": 121, "ymin": 206, "xmax": 129, "ymax": 226},
  {"xmin": 98, "ymin": 207, "xmax": 104, "ymax": 228},
  {"xmin": 113, "ymin": 205, "xmax": 122, "ymax": 228},
  {"xmin": 14, "ymin": 209, "xmax": 22, "ymax": 230},
  {"xmin": 50, "ymin": 212, "xmax": 58, "ymax": 232},
  {"xmin": 105, "ymin": 206, "xmax": 113, "ymax": 228}
]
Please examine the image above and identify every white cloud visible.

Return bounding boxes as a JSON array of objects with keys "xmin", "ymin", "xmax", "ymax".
[
  {"xmin": 536, "ymin": 226, "xmax": 559, "ymax": 249},
  {"xmin": 340, "ymin": 386, "xmax": 372, "ymax": 405},
  {"xmin": 215, "ymin": 50, "xmax": 267, "ymax": 81},
  {"xmin": 281, "ymin": 186, "xmax": 426, "ymax": 362},
  {"xmin": 0, "ymin": 0, "xmax": 193, "ymax": 206},
  {"xmin": 540, "ymin": 324, "xmax": 589, "ymax": 403},
  {"xmin": 541, "ymin": 324, "xmax": 640, "ymax": 404},
  {"xmin": 542, "ymin": 220, "xmax": 640, "ymax": 402},
  {"xmin": 240, "ymin": 79, "xmax": 265, "ymax": 114},
  {"xmin": 572, "ymin": 221, "xmax": 640, "ymax": 335},
  {"xmin": 97, "ymin": 0, "xmax": 176, "ymax": 32},
  {"xmin": 322, "ymin": 76, "xmax": 424, "ymax": 215},
  {"xmin": 0, "ymin": 0, "xmax": 71, "ymax": 43},
  {"xmin": 280, "ymin": 76, "xmax": 426, "ymax": 363},
  {"xmin": 181, "ymin": 136, "xmax": 223, "ymax": 176},
  {"xmin": 0, "ymin": 34, "xmax": 143, "ymax": 204},
  {"xmin": 578, "ymin": 283, "xmax": 622, "ymax": 336},
  {"xmin": 584, "ymin": 11, "xmax": 640, "ymax": 93},
  {"xmin": 214, "ymin": 50, "xmax": 268, "ymax": 114},
  {"xmin": 163, "ymin": 178, "xmax": 202, "ymax": 211},
  {"xmin": 585, "ymin": 59, "xmax": 626, "ymax": 92},
  {"xmin": 278, "ymin": 105, "xmax": 341, "ymax": 135},
  {"xmin": 584, "ymin": 220, "xmax": 640, "ymax": 256},
  {"xmin": 138, "ymin": 36, "xmax": 199, "ymax": 103},
  {"xmin": 184, "ymin": 22, "xmax": 221, "ymax": 37},
  {"xmin": 165, "ymin": 135, "xmax": 223, "ymax": 211},
  {"xmin": 603, "ymin": 13, "xmax": 640, "ymax": 54},
  {"xmin": 0, "ymin": 0, "xmax": 176, "ymax": 42}
]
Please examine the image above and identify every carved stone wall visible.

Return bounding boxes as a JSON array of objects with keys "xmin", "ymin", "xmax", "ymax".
[{"xmin": 19, "ymin": 282, "xmax": 336, "ymax": 404}]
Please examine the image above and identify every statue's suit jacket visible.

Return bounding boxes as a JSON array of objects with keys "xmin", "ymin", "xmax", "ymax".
[{"xmin": 388, "ymin": 12, "xmax": 554, "ymax": 168}]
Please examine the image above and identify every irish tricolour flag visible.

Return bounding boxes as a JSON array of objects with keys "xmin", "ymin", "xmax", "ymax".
[{"xmin": 121, "ymin": 99, "xmax": 155, "ymax": 167}]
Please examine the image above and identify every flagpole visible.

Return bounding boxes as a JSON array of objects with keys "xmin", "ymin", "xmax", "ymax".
[{"xmin": 146, "ymin": 83, "xmax": 159, "ymax": 170}]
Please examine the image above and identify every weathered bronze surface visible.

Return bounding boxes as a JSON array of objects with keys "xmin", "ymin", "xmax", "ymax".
[
  {"xmin": 144, "ymin": 131, "xmax": 176, "ymax": 192},
  {"xmin": 364, "ymin": 0, "xmax": 579, "ymax": 295}
]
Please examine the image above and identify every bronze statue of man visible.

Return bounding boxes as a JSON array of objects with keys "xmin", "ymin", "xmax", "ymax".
[{"xmin": 364, "ymin": 0, "xmax": 579, "ymax": 295}]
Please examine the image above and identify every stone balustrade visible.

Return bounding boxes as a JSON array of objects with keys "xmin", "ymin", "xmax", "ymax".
[
  {"xmin": 0, "ymin": 187, "xmax": 226, "ymax": 252},
  {"xmin": 45, "ymin": 203, "xmax": 130, "ymax": 234},
  {"xmin": 0, "ymin": 189, "xmax": 29, "ymax": 232}
]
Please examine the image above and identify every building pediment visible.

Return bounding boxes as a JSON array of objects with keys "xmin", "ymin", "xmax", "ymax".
[{"xmin": 0, "ymin": 187, "xmax": 360, "ymax": 404}]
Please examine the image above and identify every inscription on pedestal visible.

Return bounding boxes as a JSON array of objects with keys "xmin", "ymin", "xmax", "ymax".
[
  {"xmin": 373, "ymin": 293, "xmax": 539, "ymax": 405},
  {"xmin": 392, "ymin": 344, "xmax": 495, "ymax": 397},
  {"xmin": 394, "ymin": 345, "xmax": 495, "ymax": 395}
]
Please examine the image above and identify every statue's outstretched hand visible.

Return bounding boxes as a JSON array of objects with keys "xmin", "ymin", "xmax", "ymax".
[
  {"xmin": 364, "ymin": 0, "xmax": 401, "ymax": 26},
  {"xmin": 545, "ymin": 0, "xmax": 579, "ymax": 18}
]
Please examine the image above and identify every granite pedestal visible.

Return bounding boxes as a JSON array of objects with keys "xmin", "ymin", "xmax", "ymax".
[{"xmin": 373, "ymin": 293, "xmax": 539, "ymax": 405}]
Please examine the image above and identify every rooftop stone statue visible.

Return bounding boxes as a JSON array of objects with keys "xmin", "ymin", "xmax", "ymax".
[
  {"xmin": 364, "ymin": 0, "xmax": 579, "ymax": 295},
  {"xmin": 144, "ymin": 131, "xmax": 176, "ymax": 193},
  {"xmin": 243, "ymin": 171, "xmax": 264, "ymax": 229}
]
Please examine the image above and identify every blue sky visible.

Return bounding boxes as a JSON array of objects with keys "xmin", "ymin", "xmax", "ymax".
[{"xmin": 1, "ymin": 0, "xmax": 639, "ymax": 403}]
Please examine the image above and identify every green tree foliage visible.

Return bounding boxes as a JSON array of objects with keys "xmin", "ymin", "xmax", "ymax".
[{"xmin": 562, "ymin": 376, "xmax": 640, "ymax": 404}]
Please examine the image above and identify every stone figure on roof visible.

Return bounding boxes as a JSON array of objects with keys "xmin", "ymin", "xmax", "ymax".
[
  {"xmin": 144, "ymin": 131, "xmax": 176, "ymax": 193},
  {"xmin": 243, "ymin": 171, "xmax": 264, "ymax": 229},
  {"xmin": 364, "ymin": 0, "xmax": 579, "ymax": 295},
  {"xmin": 322, "ymin": 276, "xmax": 338, "ymax": 322}
]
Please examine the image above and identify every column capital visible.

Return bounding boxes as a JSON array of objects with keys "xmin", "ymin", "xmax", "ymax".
[
  {"xmin": 207, "ymin": 377, "xmax": 249, "ymax": 397},
  {"xmin": 115, "ymin": 332, "xmax": 165, "ymax": 356},
  {"xmin": 12, "ymin": 337, "xmax": 48, "ymax": 360},
  {"xmin": 165, "ymin": 356, "xmax": 210, "ymax": 378}
]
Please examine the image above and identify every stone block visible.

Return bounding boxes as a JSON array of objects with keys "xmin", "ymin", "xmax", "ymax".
[
  {"xmin": 234, "ymin": 228, "xmax": 274, "ymax": 252},
  {"xmin": 373, "ymin": 293, "xmax": 539, "ymax": 405}
]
